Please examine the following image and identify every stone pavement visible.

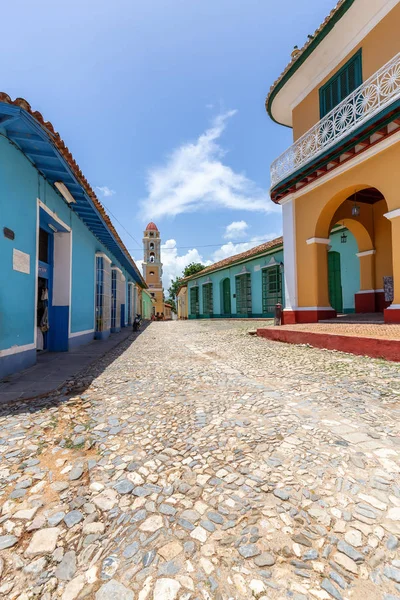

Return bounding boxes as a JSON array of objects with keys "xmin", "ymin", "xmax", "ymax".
[
  {"xmin": 0, "ymin": 320, "xmax": 400, "ymax": 600},
  {"xmin": 0, "ymin": 327, "xmax": 135, "ymax": 405}
]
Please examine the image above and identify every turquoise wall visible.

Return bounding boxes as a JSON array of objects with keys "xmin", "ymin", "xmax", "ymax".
[
  {"xmin": 329, "ymin": 229, "xmax": 360, "ymax": 311},
  {"xmin": 0, "ymin": 135, "xmax": 137, "ymax": 357},
  {"xmin": 188, "ymin": 247, "xmax": 284, "ymax": 318}
]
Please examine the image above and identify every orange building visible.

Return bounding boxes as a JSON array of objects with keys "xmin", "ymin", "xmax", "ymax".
[{"xmin": 266, "ymin": 0, "xmax": 400, "ymax": 324}]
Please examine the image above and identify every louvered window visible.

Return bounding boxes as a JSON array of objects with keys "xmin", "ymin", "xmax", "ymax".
[
  {"xmin": 319, "ymin": 50, "xmax": 362, "ymax": 118},
  {"xmin": 202, "ymin": 283, "xmax": 213, "ymax": 315}
]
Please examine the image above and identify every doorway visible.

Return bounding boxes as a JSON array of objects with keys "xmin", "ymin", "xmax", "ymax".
[
  {"xmin": 328, "ymin": 251, "xmax": 343, "ymax": 314},
  {"xmin": 222, "ymin": 278, "xmax": 231, "ymax": 315}
]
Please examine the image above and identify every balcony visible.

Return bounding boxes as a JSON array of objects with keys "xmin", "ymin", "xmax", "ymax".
[{"xmin": 270, "ymin": 53, "xmax": 400, "ymax": 190}]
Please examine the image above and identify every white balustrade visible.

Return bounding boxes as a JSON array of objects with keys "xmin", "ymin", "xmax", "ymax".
[{"xmin": 270, "ymin": 53, "xmax": 400, "ymax": 188}]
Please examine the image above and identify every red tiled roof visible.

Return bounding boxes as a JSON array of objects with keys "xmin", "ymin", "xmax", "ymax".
[
  {"xmin": 183, "ymin": 236, "xmax": 283, "ymax": 282},
  {"xmin": 146, "ymin": 222, "xmax": 158, "ymax": 231},
  {"xmin": 0, "ymin": 93, "xmax": 146, "ymax": 288}
]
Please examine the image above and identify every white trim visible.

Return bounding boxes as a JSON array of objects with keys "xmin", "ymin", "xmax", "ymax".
[
  {"xmin": 34, "ymin": 201, "xmax": 39, "ymax": 348},
  {"xmin": 111, "ymin": 266, "xmax": 123, "ymax": 275},
  {"xmin": 384, "ymin": 208, "xmax": 400, "ymax": 220},
  {"xmin": 234, "ymin": 269, "xmax": 250, "ymax": 277},
  {"xmin": 271, "ymin": 0, "xmax": 398, "ymax": 126},
  {"xmin": 69, "ymin": 329, "xmax": 95, "ymax": 339},
  {"xmin": 38, "ymin": 199, "xmax": 71, "ymax": 232},
  {"xmin": 386, "ymin": 304, "xmax": 400, "ymax": 310},
  {"xmin": 95, "ymin": 252, "xmax": 112, "ymax": 264},
  {"xmin": 356, "ymin": 289, "xmax": 376, "ymax": 294},
  {"xmin": 356, "ymin": 249, "xmax": 376, "ymax": 257},
  {"xmin": 306, "ymin": 237, "xmax": 330, "ymax": 245},
  {"xmin": 0, "ymin": 343, "xmax": 36, "ymax": 358},
  {"xmin": 282, "ymin": 199, "xmax": 297, "ymax": 311},
  {"xmin": 276, "ymin": 130, "xmax": 400, "ymax": 202},
  {"xmin": 121, "ymin": 274, "xmax": 126, "ymax": 282},
  {"xmin": 201, "ymin": 280, "xmax": 212, "ymax": 285},
  {"xmin": 375, "ymin": 288, "xmax": 384, "ymax": 293}
]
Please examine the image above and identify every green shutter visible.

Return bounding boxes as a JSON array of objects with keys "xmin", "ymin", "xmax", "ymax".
[{"xmin": 319, "ymin": 49, "xmax": 362, "ymax": 118}]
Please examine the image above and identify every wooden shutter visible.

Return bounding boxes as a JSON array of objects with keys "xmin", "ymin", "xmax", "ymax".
[{"xmin": 319, "ymin": 50, "xmax": 362, "ymax": 118}]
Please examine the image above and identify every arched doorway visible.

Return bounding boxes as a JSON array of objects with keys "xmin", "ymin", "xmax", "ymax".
[
  {"xmin": 221, "ymin": 278, "xmax": 231, "ymax": 315},
  {"xmin": 319, "ymin": 186, "xmax": 393, "ymax": 317}
]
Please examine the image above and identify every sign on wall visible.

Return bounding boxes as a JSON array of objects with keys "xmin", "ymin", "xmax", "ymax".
[{"xmin": 13, "ymin": 249, "xmax": 30, "ymax": 274}]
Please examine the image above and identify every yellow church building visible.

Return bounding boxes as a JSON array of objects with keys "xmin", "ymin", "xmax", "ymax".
[{"xmin": 267, "ymin": 0, "xmax": 400, "ymax": 324}]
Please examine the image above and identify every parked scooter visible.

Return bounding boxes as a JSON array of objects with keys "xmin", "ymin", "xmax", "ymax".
[{"xmin": 133, "ymin": 314, "xmax": 142, "ymax": 332}]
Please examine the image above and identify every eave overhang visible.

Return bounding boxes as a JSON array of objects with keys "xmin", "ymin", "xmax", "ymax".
[
  {"xmin": 266, "ymin": 0, "xmax": 397, "ymax": 127},
  {"xmin": 0, "ymin": 94, "xmax": 146, "ymax": 288}
]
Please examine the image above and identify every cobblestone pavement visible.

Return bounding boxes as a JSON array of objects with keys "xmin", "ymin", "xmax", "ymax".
[{"xmin": 1, "ymin": 320, "xmax": 400, "ymax": 600}]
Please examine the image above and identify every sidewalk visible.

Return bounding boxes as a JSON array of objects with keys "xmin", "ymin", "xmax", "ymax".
[{"xmin": 0, "ymin": 328, "xmax": 134, "ymax": 404}]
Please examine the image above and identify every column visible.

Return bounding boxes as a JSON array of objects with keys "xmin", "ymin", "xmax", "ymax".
[
  {"xmin": 355, "ymin": 250, "xmax": 376, "ymax": 313},
  {"xmin": 384, "ymin": 208, "xmax": 400, "ymax": 323},
  {"xmin": 299, "ymin": 237, "xmax": 335, "ymax": 322},
  {"xmin": 281, "ymin": 198, "xmax": 298, "ymax": 324}
]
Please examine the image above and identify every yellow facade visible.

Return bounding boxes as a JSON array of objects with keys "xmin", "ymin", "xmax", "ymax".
[
  {"xmin": 177, "ymin": 285, "xmax": 188, "ymax": 319},
  {"xmin": 267, "ymin": 0, "xmax": 400, "ymax": 323}
]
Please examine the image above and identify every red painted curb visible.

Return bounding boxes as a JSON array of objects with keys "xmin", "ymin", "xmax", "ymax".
[{"xmin": 256, "ymin": 328, "xmax": 400, "ymax": 362}]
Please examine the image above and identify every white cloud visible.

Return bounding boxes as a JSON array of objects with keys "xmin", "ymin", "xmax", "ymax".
[
  {"xmin": 134, "ymin": 238, "xmax": 212, "ymax": 293},
  {"xmin": 224, "ymin": 220, "xmax": 248, "ymax": 240},
  {"xmin": 96, "ymin": 186, "xmax": 116, "ymax": 198},
  {"xmin": 211, "ymin": 232, "xmax": 281, "ymax": 263},
  {"xmin": 141, "ymin": 111, "xmax": 278, "ymax": 219}
]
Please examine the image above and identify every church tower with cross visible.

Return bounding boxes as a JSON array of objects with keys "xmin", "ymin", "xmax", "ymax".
[{"xmin": 142, "ymin": 222, "xmax": 164, "ymax": 316}]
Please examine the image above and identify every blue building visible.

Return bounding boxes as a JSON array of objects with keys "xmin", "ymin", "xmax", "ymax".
[
  {"xmin": 185, "ymin": 229, "xmax": 358, "ymax": 319},
  {"xmin": 0, "ymin": 94, "xmax": 146, "ymax": 378}
]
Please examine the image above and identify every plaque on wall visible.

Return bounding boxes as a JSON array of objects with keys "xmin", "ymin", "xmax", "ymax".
[
  {"xmin": 13, "ymin": 249, "xmax": 30, "ymax": 274},
  {"xmin": 384, "ymin": 276, "xmax": 394, "ymax": 302}
]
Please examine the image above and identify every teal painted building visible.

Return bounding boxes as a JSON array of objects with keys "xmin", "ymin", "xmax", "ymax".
[
  {"xmin": 187, "ymin": 238, "xmax": 284, "ymax": 319},
  {"xmin": 0, "ymin": 94, "xmax": 146, "ymax": 378},
  {"xmin": 186, "ymin": 229, "xmax": 359, "ymax": 319}
]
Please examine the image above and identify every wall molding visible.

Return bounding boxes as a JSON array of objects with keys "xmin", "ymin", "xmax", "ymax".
[
  {"xmin": 356, "ymin": 249, "xmax": 376, "ymax": 257},
  {"xmin": 0, "ymin": 343, "xmax": 36, "ymax": 358},
  {"xmin": 306, "ymin": 237, "xmax": 330, "ymax": 245}
]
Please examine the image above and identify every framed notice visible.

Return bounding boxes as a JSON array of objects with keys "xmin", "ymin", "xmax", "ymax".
[{"xmin": 13, "ymin": 249, "xmax": 30, "ymax": 274}]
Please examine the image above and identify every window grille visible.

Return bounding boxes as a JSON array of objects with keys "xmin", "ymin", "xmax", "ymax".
[
  {"xmin": 95, "ymin": 256, "xmax": 111, "ymax": 332},
  {"xmin": 262, "ymin": 266, "xmax": 282, "ymax": 314},
  {"xmin": 202, "ymin": 283, "xmax": 213, "ymax": 314},
  {"xmin": 235, "ymin": 273, "xmax": 252, "ymax": 314}
]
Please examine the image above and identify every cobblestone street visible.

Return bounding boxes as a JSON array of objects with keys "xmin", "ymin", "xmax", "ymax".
[{"xmin": 1, "ymin": 320, "xmax": 400, "ymax": 600}]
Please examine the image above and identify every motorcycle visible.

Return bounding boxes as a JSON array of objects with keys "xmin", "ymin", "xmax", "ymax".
[{"xmin": 133, "ymin": 314, "xmax": 142, "ymax": 332}]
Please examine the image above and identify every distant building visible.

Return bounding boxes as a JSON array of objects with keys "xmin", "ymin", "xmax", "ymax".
[
  {"xmin": 164, "ymin": 303, "xmax": 173, "ymax": 320},
  {"xmin": 177, "ymin": 285, "xmax": 188, "ymax": 319},
  {"xmin": 0, "ymin": 94, "xmax": 146, "ymax": 379},
  {"xmin": 266, "ymin": 0, "xmax": 400, "ymax": 323},
  {"xmin": 142, "ymin": 222, "xmax": 164, "ymax": 316},
  {"xmin": 183, "ymin": 229, "xmax": 357, "ymax": 320}
]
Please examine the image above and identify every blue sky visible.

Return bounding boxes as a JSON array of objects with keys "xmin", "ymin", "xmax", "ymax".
[{"xmin": 2, "ymin": 0, "xmax": 335, "ymax": 288}]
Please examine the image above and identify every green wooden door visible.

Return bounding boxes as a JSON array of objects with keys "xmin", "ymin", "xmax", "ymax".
[
  {"xmin": 328, "ymin": 251, "xmax": 343, "ymax": 314},
  {"xmin": 222, "ymin": 278, "xmax": 231, "ymax": 315}
]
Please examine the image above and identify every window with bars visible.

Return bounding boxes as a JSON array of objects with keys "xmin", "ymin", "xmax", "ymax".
[
  {"xmin": 190, "ymin": 286, "xmax": 199, "ymax": 316},
  {"xmin": 202, "ymin": 283, "xmax": 213, "ymax": 315},
  {"xmin": 319, "ymin": 50, "xmax": 362, "ymax": 118},
  {"xmin": 262, "ymin": 266, "xmax": 282, "ymax": 314},
  {"xmin": 111, "ymin": 269, "xmax": 124, "ymax": 329},
  {"xmin": 235, "ymin": 273, "xmax": 252, "ymax": 314},
  {"xmin": 95, "ymin": 256, "xmax": 111, "ymax": 332}
]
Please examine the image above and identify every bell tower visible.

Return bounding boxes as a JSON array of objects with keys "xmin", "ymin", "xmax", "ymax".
[{"xmin": 143, "ymin": 222, "xmax": 164, "ymax": 315}]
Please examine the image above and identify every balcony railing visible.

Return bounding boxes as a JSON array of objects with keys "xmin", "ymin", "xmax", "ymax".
[{"xmin": 270, "ymin": 52, "xmax": 400, "ymax": 189}]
